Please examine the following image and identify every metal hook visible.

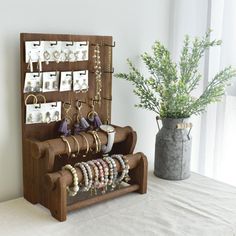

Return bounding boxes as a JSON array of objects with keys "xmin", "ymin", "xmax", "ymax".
[
  {"xmin": 50, "ymin": 41, "xmax": 58, "ymax": 46},
  {"xmin": 79, "ymin": 71, "xmax": 87, "ymax": 76},
  {"xmin": 103, "ymin": 97, "xmax": 112, "ymax": 101},
  {"xmin": 33, "ymin": 41, "xmax": 41, "ymax": 46},
  {"xmin": 79, "ymin": 41, "xmax": 88, "ymax": 46},
  {"xmin": 51, "ymin": 102, "xmax": 58, "ymax": 107},
  {"xmin": 33, "ymin": 72, "xmax": 41, "ymax": 77},
  {"xmin": 103, "ymin": 41, "xmax": 116, "ymax": 47},
  {"xmin": 103, "ymin": 68, "xmax": 114, "ymax": 74},
  {"xmin": 50, "ymin": 72, "xmax": 58, "ymax": 77},
  {"xmin": 66, "ymin": 41, "xmax": 74, "ymax": 46}
]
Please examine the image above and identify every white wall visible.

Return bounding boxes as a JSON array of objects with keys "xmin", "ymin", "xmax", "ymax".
[{"xmin": 0, "ymin": 0, "xmax": 171, "ymax": 202}]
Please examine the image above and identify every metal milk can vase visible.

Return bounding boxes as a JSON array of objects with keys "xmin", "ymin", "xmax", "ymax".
[{"xmin": 154, "ymin": 118, "xmax": 192, "ymax": 180}]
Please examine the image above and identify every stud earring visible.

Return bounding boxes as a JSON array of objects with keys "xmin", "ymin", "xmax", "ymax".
[
  {"xmin": 43, "ymin": 51, "xmax": 50, "ymax": 65},
  {"xmin": 45, "ymin": 112, "xmax": 51, "ymax": 123},
  {"xmin": 27, "ymin": 52, "xmax": 33, "ymax": 72},
  {"xmin": 37, "ymin": 52, "xmax": 42, "ymax": 72}
]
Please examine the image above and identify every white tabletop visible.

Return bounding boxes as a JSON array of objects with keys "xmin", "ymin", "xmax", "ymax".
[{"xmin": 0, "ymin": 172, "xmax": 236, "ymax": 236}]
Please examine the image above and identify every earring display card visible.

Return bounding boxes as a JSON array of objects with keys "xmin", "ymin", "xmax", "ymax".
[
  {"xmin": 42, "ymin": 71, "xmax": 59, "ymax": 92},
  {"xmin": 60, "ymin": 72, "xmax": 73, "ymax": 91},
  {"xmin": 24, "ymin": 73, "xmax": 43, "ymax": 93},
  {"xmin": 25, "ymin": 101, "xmax": 61, "ymax": 124},
  {"xmin": 74, "ymin": 41, "xmax": 89, "ymax": 61},
  {"xmin": 73, "ymin": 70, "xmax": 88, "ymax": 92},
  {"xmin": 25, "ymin": 41, "xmax": 44, "ymax": 63}
]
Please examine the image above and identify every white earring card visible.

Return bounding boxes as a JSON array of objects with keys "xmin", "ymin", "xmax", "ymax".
[
  {"xmin": 73, "ymin": 70, "xmax": 89, "ymax": 92},
  {"xmin": 25, "ymin": 101, "xmax": 61, "ymax": 124},
  {"xmin": 25, "ymin": 41, "xmax": 89, "ymax": 63},
  {"xmin": 24, "ymin": 73, "xmax": 43, "ymax": 93},
  {"xmin": 42, "ymin": 72, "xmax": 59, "ymax": 92},
  {"xmin": 60, "ymin": 72, "xmax": 73, "ymax": 91}
]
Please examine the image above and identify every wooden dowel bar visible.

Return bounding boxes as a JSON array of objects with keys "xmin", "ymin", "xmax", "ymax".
[
  {"xmin": 45, "ymin": 153, "xmax": 141, "ymax": 190},
  {"xmin": 31, "ymin": 126, "xmax": 133, "ymax": 159},
  {"xmin": 67, "ymin": 184, "xmax": 139, "ymax": 212}
]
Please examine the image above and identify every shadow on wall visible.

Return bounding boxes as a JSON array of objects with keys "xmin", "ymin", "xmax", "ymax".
[{"xmin": 0, "ymin": 33, "xmax": 22, "ymax": 201}]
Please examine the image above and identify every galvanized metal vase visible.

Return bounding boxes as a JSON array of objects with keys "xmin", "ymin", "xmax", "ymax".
[{"xmin": 154, "ymin": 118, "xmax": 192, "ymax": 180}]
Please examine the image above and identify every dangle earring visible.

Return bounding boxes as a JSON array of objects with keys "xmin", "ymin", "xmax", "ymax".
[
  {"xmin": 74, "ymin": 101, "xmax": 90, "ymax": 134},
  {"xmin": 43, "ymin": 50, "xmax": 50, "ymax": 65},
  {"xmin": 37, "ymin": 51, "xmax": 42, "ymax": 72},
  {"xmin": 27, "ymin": 52, "xmax": 33, "ymax": 72},
  {"xmin": 58, "ymin": 102, "xmax": 72, "ymax": 136},
  {"xmin": 87, "ymin": 100, "xmax": 102, "ymax": 129}
]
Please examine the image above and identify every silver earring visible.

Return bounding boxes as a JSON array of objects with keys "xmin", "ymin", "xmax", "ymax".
[
  {"xmin": 81, "ymin": 79, "xmax": 88, "ymax": 93},
  {"xmin": 27, "ymin": 114, "xmax": 33, "ymax": 123},
  {"xmin": 45, "ymin": 81, "xmax": 51, "ymax": 90},
  {"xmin": 53, "ymin": 50, "xmax": 61, "ymax": 63},
  {"xmin": 67, "ymin": 50, "xmax": 75, "ymax": 62},
  {"xmin": 37, "ymin": 52, "xmax": 42, "ymax": 72},
  {"xmin": 53, "ymin": 111, "xmax": 60, "ymax": 121},
  {"xmin": 43, "ymin": 51, "xmax": 50, "ymax": 65},
  {"xmin": 35, "ymin": 81, "xmax": 42, "ymax": 92},
  {"xmin": 27, "ymin": 52, "xmax": 33, "ymax": 72},
  {"xmin": 53, "ymin": 81, "xmax": 58, "ymax": 90},
  {"xmin": 45, "ymin": 112, "xmax": 51, "ymax": 123},
  {"xmin": 74, "ymin": 51, "xmax": 80, "ymax": 61},
  {"xmin": 82, "ymin": 50, "xmax": 87, "ymax": 60},
  {"xmin": 26, "ymin": 81, "xmax": 32, "ymax": 92},
  {"xmin": 37, "ymin": 113, "xmax": 43, "ymax": 123}
]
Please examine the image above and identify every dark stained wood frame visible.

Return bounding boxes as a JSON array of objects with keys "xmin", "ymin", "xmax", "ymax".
[{"xmin": 20, "ymin": 33, "xmax": 148, "ymax": 221}]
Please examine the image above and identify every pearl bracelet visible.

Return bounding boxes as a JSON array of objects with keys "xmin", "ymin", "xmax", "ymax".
[
  {"xmin": 103, "ymin": 156, "xmax": 114, "ymax": 186},
  {"xmin": 82, "ymin": 162, "xmax": 93, "ymax": 192},
  {"xmin": 75, "ymin": 162, "xmax": 89, "ymax": 192},
  {"xmin": 62, "ymin": 164, "xmax": 79, "ymax": 196},
  {"xmin": 107, "ymin": 156, "xmax": 118, "ymax": 190},
  {"xmin": 111, "ymin": 154, "xmax": 127, "ymax": 185}
]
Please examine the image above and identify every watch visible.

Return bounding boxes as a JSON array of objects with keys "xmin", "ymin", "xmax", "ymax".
[{"xmin": 100, "ymin": 124, "xmax": 116, "ymax": 154}]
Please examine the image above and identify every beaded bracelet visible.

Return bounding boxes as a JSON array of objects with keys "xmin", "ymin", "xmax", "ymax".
[
  {"xmin": 93, "ymin": 160, "xmax": 105, "ymax": 189},
  {"xmin": 87, "ymin": 161, "xmax": 100, "ymax": 195},
  {"xmin": 62, "ymin": 164, "xmax": 79, "ymax": 196},
  {"xmin": 98, "ymin": 159, "xmax": 109, "ymax": 192},
  {"xmin": 82, "ymin": 162, "xmax": 93, "ymax": 192},
  {"xmin": 122, "ymin": 155, "xmax": 131, "ymax": 183},
  {"xmin": 107, "ymin": 156, "xmax": 118, "ymax": 190},
  {"xmin": 111, "ymin": 154, "xmax": 127, "ymax": 185},
  {"xmin": 103, "ymin": 156, "xmax": 114, "ymax": 186},
  {"xmin": 75, "ymin": 162, "xmax": 89, "ymax": 192}
]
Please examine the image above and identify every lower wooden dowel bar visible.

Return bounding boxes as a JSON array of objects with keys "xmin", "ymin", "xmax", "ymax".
[
  {"xmin": 45, "ymin": 153, "xmax": 142, "ymax": 190},
  {"xmin": 67, "ymin": 184, "xmax": 139, "ymax": 212}
]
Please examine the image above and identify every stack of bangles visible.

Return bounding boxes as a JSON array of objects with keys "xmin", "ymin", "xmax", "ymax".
[{"xmin": 62, "ymin": 154, "xmax": 130, "ymax": 196}]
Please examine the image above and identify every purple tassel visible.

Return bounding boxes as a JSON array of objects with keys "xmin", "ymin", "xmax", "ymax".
[
  {"xmin": 94, "ymin": 114, "xmax": 102, "ymax": 128},
  {"xmin": 58, "ymin": 119, "xmax": 71, "ymax": 136},
  {"xmin": 80, "ymin": 117, "xmax": 90, "ymax": 129},
  {"xmin": 74, "ymin": 123, "xmax": 83, "ymax": 135}
]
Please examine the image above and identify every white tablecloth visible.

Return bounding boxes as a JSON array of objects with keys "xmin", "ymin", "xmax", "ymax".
[{"xmin": 1, "ymin": 172, "xmax": 236, "ymax": 236}]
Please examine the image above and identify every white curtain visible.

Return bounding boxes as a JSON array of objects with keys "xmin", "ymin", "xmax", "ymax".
[{"xmin": 169, "ymin": 0, "xmax": 236, "ymax": 186}]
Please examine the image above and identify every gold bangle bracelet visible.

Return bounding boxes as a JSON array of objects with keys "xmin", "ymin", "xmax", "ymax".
[
  {"xmin": 71, "ymin": 135, "xmax": 80, "ymax": 158},
  {"xmin": 61, "ymin": 136, "xmax": 71, "ymax": 157},
  {"xmin": 88, "ymin": 131, "xmax": 99, "ymax": 153},
  {"xmin": 79, "ymin": 133, "xmax": 89, "ymax": 156},
  {"xmin": 93, "ymin": 131, "xmax": 102, "ymax": 152}
]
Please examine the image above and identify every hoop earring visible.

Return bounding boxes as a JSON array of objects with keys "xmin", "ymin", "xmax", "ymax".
[{"xmin": 87, "ymin": 101, "xmax": 102, "ymax": 128}]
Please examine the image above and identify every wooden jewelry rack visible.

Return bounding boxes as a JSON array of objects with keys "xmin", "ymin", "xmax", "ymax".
[{"xmin": 20, "ymin": 33, "xmax": 148, "ymax": 221}]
